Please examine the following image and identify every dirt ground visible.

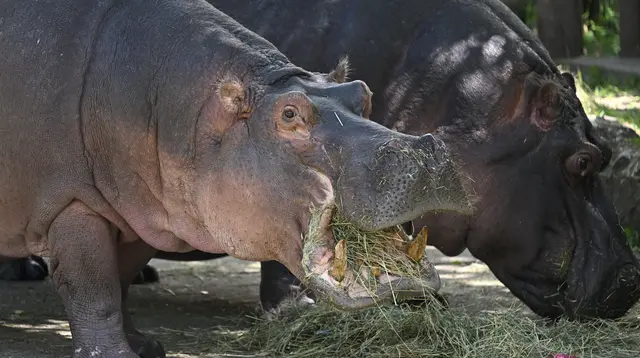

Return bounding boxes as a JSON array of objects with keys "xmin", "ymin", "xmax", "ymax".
[{"xmin": 0, "ymin": 249, "xmax": 546, "ymax": 358}]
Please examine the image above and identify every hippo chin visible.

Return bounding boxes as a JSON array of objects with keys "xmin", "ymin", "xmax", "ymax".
[{"xmin": 0, "ymin": 0, "xmax": 471, "ymax": 355}]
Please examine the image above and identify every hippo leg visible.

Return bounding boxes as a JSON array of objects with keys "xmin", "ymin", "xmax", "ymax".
[
  {"xmin": 260, "ymin": 260, "xmax": 316, "ymax": 311},
  {"xmin": 49, "ymin": 202, "xmax": 140, "ymax": 358},
  {"xmin": 118, "ymin": 241, "xmax": 165, "ymax": 358},
  {"xmin": 131, "ymin": 265, "xmax": 160, "ymax": 285},
  {"xmin": 0, "ymin": 256, "xmax": 49, "ymax": 281},
  {"xmin": 131, "ymin": 251, "xmax": 229, "ymax": 285}
]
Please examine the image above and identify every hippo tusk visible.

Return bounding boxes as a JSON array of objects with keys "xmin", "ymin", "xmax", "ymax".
[
  {"xmin": 329, "ymin": 239, "xmax": 347, "ymax": 282},
  {"xmin": 406, "ymin": 227, "xmax": 428, "ymax": 262}
]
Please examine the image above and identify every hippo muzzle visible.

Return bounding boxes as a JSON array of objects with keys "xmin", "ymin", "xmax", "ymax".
[{"xmin": 297, "ymin": 127, "xmax": 474, "ymax": 310}]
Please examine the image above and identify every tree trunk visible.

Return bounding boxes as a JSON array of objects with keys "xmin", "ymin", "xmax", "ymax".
[
  {"xmin": 619, "ymin": 0, "xmax": 640, "ymax": 57},
  {"xmin": 536, "ymin": 0, "xmax": 584, "ymax": 59},
  {"xmin": 584, "ymin": 0, "xmax": 600, "ymax": 22}
]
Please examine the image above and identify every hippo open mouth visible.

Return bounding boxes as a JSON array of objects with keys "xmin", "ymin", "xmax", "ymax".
[{"xmin": 301, "ymin": 204, "xmax": 441, "ymax": 310}]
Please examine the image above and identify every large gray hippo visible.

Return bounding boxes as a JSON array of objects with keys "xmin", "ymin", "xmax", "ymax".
[
  {"xmin": 0, "ymin": 0, "xmax": 472, "ymax": 356},
  {"xmin": 5, "ymin": 0, "xmax": 639, "ymax": 321},
  {"xmin": 145, "ymin": 0, "xmax": 639, "ymax": 320}
]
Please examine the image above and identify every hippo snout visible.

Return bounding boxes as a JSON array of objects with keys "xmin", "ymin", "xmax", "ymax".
[
  {"xmin": 563, "ymin": 260, "xmax": 640, "ymax": 320},
  {"xmin": 362, "ymin": 134, "xmax": 475, "ymax": 231}
]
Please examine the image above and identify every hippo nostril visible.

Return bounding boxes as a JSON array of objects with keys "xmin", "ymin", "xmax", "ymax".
[
  {"xmin": 417, "ymin": 133, "xmax": 437, "ymax": 150},
  {"xmin": 416, "ymin": 133, "xmax": 448, "ymax": 165}
]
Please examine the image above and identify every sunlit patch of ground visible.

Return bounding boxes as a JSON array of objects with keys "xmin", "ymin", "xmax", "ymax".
[
  {"xmin": 572, "ymin": 69, "xmax": 640, "ymax": 132},
  {"xmin": 2, "ymin": 69, "xmax": 640, "ymax": 358},
  {"xmin": 2, "ymin": 249, "xmax": 638, "ymax": 358},
  {"xmin": 0, "ymin": 250, "xmax": 515, "ymax": 357}
]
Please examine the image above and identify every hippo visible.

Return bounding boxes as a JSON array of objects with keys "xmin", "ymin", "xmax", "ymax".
[
  {"xmin": 0, "ymin": 0, "xmax": 473, "ymax": 356},
  {"xmin": 5, "ymin": 0, "xmax": 639, "ymax": 321},
  {"xmin": 155, "ymin": 0, "xmax": 640, "ymax": 320}
]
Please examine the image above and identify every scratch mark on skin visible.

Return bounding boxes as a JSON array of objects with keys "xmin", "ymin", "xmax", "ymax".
[{"xmin": 333, "ymin": 112, "xmax": 343, "ymax": 126}]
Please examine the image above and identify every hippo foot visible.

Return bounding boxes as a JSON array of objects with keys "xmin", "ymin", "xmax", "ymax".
[
  {"xmin": 131, "ymin": 265, "xmax": 160, "ymax": 285},
  {"xmin": 126, "ymin": 330, "xmax": 166, "ymax": 358},
  {"xmin": 0, "ymin": 256, "xmax": 49, "ymax": 281},
  {"xmin": 73, "ymin": 346, "xmax": 140, "ymax": 358},
  {"xmin": 261, "ymin": 290, "xmax": 318, "ymax": 320},
  {"xmin": 259, "ymin": 260, "xmax": 318, "ymax": 311},
  {"xmin": 260, "ymin": 281, "xmax": 315, "ymax": 312}
]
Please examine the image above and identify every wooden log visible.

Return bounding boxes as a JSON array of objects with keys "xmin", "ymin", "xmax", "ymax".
[{"xmin": 536, "ymin": 0, "xmax": 584, "ymax": 59}]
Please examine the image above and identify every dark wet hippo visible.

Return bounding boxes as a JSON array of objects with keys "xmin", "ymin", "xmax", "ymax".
[
  {"xmin": 5, "ymin": 0, "xmax": 638, "ymax": 321},
  {"xmin": 0, "ymin": 0, "xmax": 472, "ymax": 356},
  {"xmin": 154, "ymin": 0, "xmax": 639, "ymax": 320}
]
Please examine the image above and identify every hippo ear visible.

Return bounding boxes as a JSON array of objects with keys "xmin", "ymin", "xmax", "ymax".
[
  {"xmin": 561, "ymin": 72, "xmax": 577, "ymax": 93},
  {"xmin": 218, "ymin": 79, "xmax": 251, "ymax": 119},
  {"xmin": 327, "ymin": 56, "xmax": 351, "ymax": 84},
  {"xmin": 521, "ymin": 73, "xmax": 565, "ymax": 131}
]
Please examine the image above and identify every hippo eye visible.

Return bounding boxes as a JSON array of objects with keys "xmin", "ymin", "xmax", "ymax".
[
  {"xmin": 282, "ymin": 106, "xmax": 299, "ymax": 122},
  {"xmin": 566, "ymin": 152, "xmax": 592, "ymax": 177},
  {"xmin": 578, "ymin": 157, "xmax": 589, "ymax": 172}
]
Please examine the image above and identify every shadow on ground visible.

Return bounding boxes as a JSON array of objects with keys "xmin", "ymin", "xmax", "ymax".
[{"xmin": 0, "ymin": 249, "xmax": 538, "ymax": 357}]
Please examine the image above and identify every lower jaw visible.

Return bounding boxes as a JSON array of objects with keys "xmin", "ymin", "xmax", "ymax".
[{"xmin": 306, "ymin": 266, "xmax": 441, "ymax": 310}]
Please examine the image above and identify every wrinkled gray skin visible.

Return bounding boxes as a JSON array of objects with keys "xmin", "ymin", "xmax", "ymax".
[
  {"xmin": 123, "ymin": 0, "xmax": 640, "ymax": 321},
  {"xmin": 7, "ymin": 0, "xmax": 636, "ymax": 321},
  {"xmin": 0, "ymin": 0, "xmax": 471, "ymax": 357},
  {"xmin": 203, "ymin": 0, "xmax": 640, "ymax": 320}
]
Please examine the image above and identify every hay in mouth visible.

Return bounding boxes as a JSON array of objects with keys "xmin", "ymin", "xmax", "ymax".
[{"xmin": 302, "ymin": 206, "xmax": 433, "ymax": 300}]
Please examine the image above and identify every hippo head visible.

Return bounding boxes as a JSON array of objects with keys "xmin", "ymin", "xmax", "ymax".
[
  {"xmin": 419, "ymin": 70, "xmax": 640, "ymax": 319},
  {"xmin": 192, "ymin": 64, "xmax": 473, "ymax": 310}
]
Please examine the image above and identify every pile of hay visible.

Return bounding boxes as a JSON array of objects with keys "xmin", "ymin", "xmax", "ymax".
[
  {"xmin": 215, "ymin": 300, "xmax": 640, "ymax": 358},
  {"xmin": 227, "ymin": 209, "xmax": 640, "ymax": 358}
]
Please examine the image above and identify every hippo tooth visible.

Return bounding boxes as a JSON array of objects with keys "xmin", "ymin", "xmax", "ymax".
[
  {"xmin": 357, "ymin": 265, "xmax": 372, "ymax": 281},
  {"xmin": 407, "ymin": 227, "xmax": 428, "ymax": 262},
  {"xmin": 328, "ymin": 239, "xmax": 347, "ymax": 282},
  {"xmin": 396, "ymin": 225, "xmax": 413, "ymax": 242}
]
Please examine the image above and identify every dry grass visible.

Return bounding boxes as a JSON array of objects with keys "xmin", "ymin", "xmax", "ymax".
[
  {"xmin": 302, "ymin": 208, "xmax": 429, "ymax": 298},
  {"xmin": 209, "ymin": 299, "xmax": 640, "ymax": 358},
  {"xmin": 267, "ymin": 207, "xmax": 640, "ymax": 358}
]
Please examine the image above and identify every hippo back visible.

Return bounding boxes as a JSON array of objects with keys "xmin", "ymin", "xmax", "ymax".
[{"xmin": 209, "ymin": 0, "xmax": 553, "ymax": 133}]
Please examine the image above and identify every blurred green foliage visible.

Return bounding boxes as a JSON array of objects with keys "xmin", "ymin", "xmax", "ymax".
[
  {"xmin": 625, "ymin": 228, "xmax": 640, "ymax": 251},
  {"xmin": 582, "ymin": 0, "xmax": 620, "ymax": 56}
]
